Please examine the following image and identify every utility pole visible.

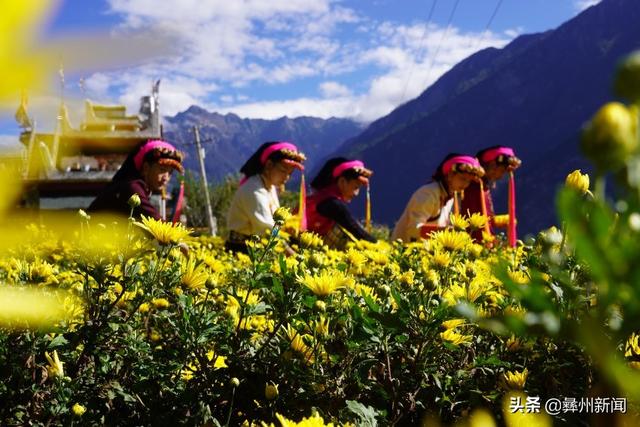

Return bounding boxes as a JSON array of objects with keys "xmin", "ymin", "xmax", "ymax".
[{"xmin": 194, "ymin": 126, "xmax": 217, "ymax": 235}]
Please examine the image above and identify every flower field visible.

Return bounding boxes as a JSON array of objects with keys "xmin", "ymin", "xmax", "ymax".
[{"xmin": 2, "ymin": 166, "xmax": 640, "ymax": 426}]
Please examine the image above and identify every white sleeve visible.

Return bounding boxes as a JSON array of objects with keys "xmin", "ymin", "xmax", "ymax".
[
  {"xmin": 244, "ymin": 187, "xmax": 276, "ymax": 235},
  {"xmin": 405, "ymin": 187, "xmax": 442, "ymax": 231}
]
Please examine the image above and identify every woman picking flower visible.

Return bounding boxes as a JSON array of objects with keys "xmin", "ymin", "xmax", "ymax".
[
  {"xmin": 89, "ymin": 139, "xmax": 184, "ymax": 220},
  {"xmin": 392, "ymin": 154, "xmax": 485, "ymax": 242},
  {"xmin": 225, "ymin": 141, "xmax": 306, "ymax": 253},
  {"xmin": 460, "ymin": 145, "xmax": 521, "ymax": 244},
  {"xmin": 304, "ymin": 157, "xmax": 376, "ymax": 249}
]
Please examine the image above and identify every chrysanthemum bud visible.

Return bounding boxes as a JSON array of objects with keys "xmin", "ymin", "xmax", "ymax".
[
  {"xmin": 314, "ymin": 300, "xmax": 327, "ymax": 313},
  {"xmin": 128, "ymin": 194, "xmax": 141, "ymax": 208},
  {"xmin": 273, "ymin": 207, "xmax": 292, "ymax": 224},
  {"xmin": 230, "ymin": 377, "xmax": 240, "ymax": 388},
  {"xmin": 581, "ymin": 102, "xmax": 638, "ymax": 172},
  {"xmin": 265, "ymin": 382, "xmax": 279, "ymax": 400},
  {"xmin": 565, "ymin": 170, "xmax": 591, "ymax": 195}
]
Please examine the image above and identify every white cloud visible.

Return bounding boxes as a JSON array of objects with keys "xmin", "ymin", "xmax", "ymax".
[
  {"xmin": 88, "ymin": 1, "xmax": 516, "ymax": 123},
  {"xmin": 319, "ymin": 81, "xmax": 352, "ymax": 98},
  {"xmin": 573, "ymin": 0, "xmax": 601, "ymax": 12},
  {"xmin": 213, "ymin": 96, "xmax": 357, "ymax": 120}
]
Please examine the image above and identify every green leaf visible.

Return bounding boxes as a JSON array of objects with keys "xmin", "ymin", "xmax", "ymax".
[
  {"xmin": 48, "ymin": 335, "xmax": 68, "ymax": 348},
  {"xmin": 346, "ymin": 400, "xmax": 379, "ymax": 427}
]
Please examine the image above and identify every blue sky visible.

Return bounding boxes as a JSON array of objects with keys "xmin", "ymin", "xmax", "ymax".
[{"xmin": 1, "ymin": 0, "xmax": 601, "ymax": 145}]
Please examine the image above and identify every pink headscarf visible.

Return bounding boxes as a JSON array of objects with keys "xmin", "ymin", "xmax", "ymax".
[
  {"xmin": 332, "ymin": 160, "xmax": 364, "ymax": 177},
  {"xmin": 441, "ymin": 155, "xmax": 482, "ymax": 175},
  {"xmin": 133, "ymin": 140, "xmax": 180, "ymax": 171},
  {"xmin": 332, "ymin": 160, "xmax": 371, "ymax": 184},
  {"xmin": 259, "ymin": 142, "xmax": 304, "ymax": 170},
  {"xmin": 479, "ymin": 146, "xmax": 516, "ymax": 164}
]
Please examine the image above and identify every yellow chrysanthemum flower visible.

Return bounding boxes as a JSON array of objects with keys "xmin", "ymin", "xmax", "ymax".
[
  {"xmin": 206, "ymin": 350, "xmax": 228, "ymax": 369},
  {"xmin": 440, "ymin": 329, "xmax": 472, "ymax": 346},
  {"xmin": 314, "ymin": 316, "xmax": 330, "ymax": 338},
  {"xmin": 502, "ymin": 368, "xmax": 528, "ymax": 390},
  {"xmin": 180, "ymin": 362, "xmax": 197, "ymax": 381},
  {"xmin": 625, "ymin": 333, "xmax": 640, "ymax": 358},
  {"xmin": 505, "ymin": 335, "xmax": 522, "ymax": 352},
  {"xmin": 273, "ymin": 207, "xmax": 292, "ymax": 223},
  {"xmin": 181, "ymin": 257, "xmax": 209, "ymax": 290},
  {"xmin": 441, "ymin": 319, "xmax": 466, "ymax": 330},
  {"xmin": 283, "ymin": 324, "xmax": 315, "ymax": 364},
  {"xmin": 45, "ymin": 350, "xmax": 64, "ymax": 379},
  {"xmin": 432, "ymin": 229, "xmax": 472, "ymax": 251},
  {"xmin": 449, "ymin": 214, "xmax": 469, "ymax": 231},
  {"xmin": 299, "ymin": 232, "xmax": 325, "ymax": 249},
  {"xmin": 72, "ymin": 403, "xmax": 86, "ymax": 416},
  {"xmin": 151, "ymin": 298, "xmax": 170, "ymax": 309},
  {"xmin": 298, "ymin": 270, "xmax": 353, "ymax": 297},
  {"xmin": 442, "ymin": 280, "xmax": 485, "ymax": 305},
  {"xmin": 135, "ymin": 216, "xmax": 191, "ymax": 246},
  {"xmin": 266, "ymin": 412, "xmax": 347, "ymax": 427},
  {"xmin": 508, "ymin": 270, "xmax": 530, "ymax": 285},
  {"xmin": 345, "ymin": 248, "xmax": 367, "ymax": 271},
  {"xmin": 468, "ymin": 213, "xmax": 488, "ymax": 230},
  {"xmin": 431, "ymin": 250, "xmax": 452, "ymax": 268}
]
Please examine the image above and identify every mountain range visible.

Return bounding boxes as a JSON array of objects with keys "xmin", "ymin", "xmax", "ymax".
[
  {"xmin": 163, "ymin": 106, "xmax": 362, "ymax": 181},
  {"xmin": 325, "ymin": 0, "xmax": 640, "ymax": 235}
]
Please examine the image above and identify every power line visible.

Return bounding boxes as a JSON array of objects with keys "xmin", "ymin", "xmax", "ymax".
[
  {"xmin": 419, "ymin": 0, "xmax": 461, "ymax": 94},
  {"xmin": 474, "ymin": 0, "xmax": 504, "ymax": 52},
  {"xmin": 399, "ymin": 0, "xmax": 439, "ymax": 104}
]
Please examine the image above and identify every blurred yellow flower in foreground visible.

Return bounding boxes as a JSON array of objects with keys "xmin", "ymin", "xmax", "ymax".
[
  {"xmin": 263, "ymin": 412, "xmax": 350, "ymax": 427},
  {"xmin": 582, "ymin": 102, "xmax": 638, "ymax": 171},
  {"xmin": 0, "ymin": 287, "xmax": 80, "ymax": 329},
  {"xmin": 502, "ymin": 391, "xmax": 551, "ymax": 427},
  {"xmin": 0, "ymin": 0, "xmax": 54, "ymax": 103},
  {"xmin": 135, "ymin": 216, "xmax": 191, "ymax": 246}
]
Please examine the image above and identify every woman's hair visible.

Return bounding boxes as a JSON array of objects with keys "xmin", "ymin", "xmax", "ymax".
[
  {"xmin": 311, "ymin": 157, "xmax": 369, "ymax": 190},
  {"xmin": 432, "ymin": 153, "xmax": 466, "ymax": 181},
  {"xmin": 239, "ymin": 141, "xmax": 305, "ymax": 177},
  {"xmin": 112, "ymin": 140, "xmax": 183, "ymax": 182}
]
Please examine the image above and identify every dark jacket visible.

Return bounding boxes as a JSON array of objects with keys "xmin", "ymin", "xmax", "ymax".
[{"xmin": 88, "ymin": 178, "xmax": 160, "ymax": 220}]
